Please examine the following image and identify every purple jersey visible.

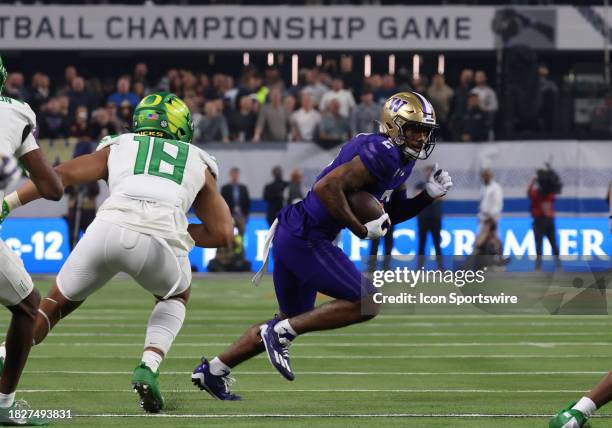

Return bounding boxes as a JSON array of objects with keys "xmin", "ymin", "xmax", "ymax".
[{"xmin": 277, "ymin": 133, "xmax": 415, "ymax": 240}]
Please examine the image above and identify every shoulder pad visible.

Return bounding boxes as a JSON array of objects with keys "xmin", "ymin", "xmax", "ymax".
[
  {"xmin": 196, "ymin": 147, "xmax": 219, "ymax": 179},
  {"xmin": 96, "ymin": 134, "xmax": 122, "ymax": 151}
]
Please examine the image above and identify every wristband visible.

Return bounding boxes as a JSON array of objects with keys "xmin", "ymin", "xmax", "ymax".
[{"xmin": 4, "ymin": 191, "xmax": 22, "ymax": 211}]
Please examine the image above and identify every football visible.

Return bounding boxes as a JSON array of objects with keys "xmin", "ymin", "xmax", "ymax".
[{"xmin": 347, "ymin": 190, "xmax": 384, "ymax": 224}]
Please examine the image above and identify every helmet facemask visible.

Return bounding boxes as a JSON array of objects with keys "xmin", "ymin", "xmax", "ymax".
[{"xmin": 392, "ymin": 116, "xmax": 437, "ymax": 160}]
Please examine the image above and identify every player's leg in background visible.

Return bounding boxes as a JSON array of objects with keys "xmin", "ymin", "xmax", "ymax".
[
  {"xmin": 533, "ymin": 217, "xmax": 544, "ymax": 270},
  {"xmin": 431, "ymin": 222, "xmax": 444, "ymax": 270},
  {"xmin": 33, "ymin": 286, "xmax": 84, "ymax": 345},
  {"xmin": 367, "ymin": 238, "xmax": 380, "ymax": 273},
  {"xmin": 0, "ymin": 240, "xmax": 50, "ymax": 425},
  {"xmin": 545, "ymin": 217, "xmax": 561, "ymax": 269},
  {"xmin": 382, "ymin": 224, "xmax": 394, "ymax": 271},
  {"xmin": 417, "ymin": 219, "xmax": 427, "ymax": 269}
]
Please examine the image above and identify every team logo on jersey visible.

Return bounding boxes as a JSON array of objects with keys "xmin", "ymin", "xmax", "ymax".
[{"xmin": 160, "ymin": 120, "xmax": 168, "ymax": 128}]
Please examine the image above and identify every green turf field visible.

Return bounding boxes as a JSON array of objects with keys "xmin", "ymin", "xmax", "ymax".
[{"xmin": 1, "ymin": 273, "xmax": 611, "ymax": 427}]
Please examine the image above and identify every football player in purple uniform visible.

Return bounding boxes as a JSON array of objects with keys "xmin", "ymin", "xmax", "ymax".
[{"xmin": 192, "ymin": 92, "xmax": 453, "ymax": 399}]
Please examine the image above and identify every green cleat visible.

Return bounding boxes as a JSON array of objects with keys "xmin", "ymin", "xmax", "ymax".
[
  {"xmin": 549, "ymin": 403, "xmax": 591, "ymax": 428},
  {"xmin": 0, "ymin": 400, "xmax": 49, "ymax": 426},
  {"xmin": 131, "ymin": 363, "xmax": 164, "ymax": 413}
]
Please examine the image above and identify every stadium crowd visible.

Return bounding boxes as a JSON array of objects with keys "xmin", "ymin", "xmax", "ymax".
[{"xmin": 0, "ymin": 59, "xmax": 581, "ymax": 145}]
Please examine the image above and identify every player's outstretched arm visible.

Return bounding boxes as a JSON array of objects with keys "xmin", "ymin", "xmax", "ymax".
[
  {"xmin": 314, "ymin": 155, "xmax": 376, "ymax": 239},
  {"xmin": 188, "ymin": 169, "xmax": 234, "ymax": 248},
  {"xmin": 14, "ymin": 148, "xmax": 110, "ymax": 206},
  {"xmin": 19, "ymin": 148, "xmax": 63, "ymax": 201}
]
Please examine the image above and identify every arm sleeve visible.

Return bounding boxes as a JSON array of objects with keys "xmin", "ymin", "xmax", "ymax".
[{"xmin": 385, "ymin": 190, "xmax": 435, "ymax": 224}]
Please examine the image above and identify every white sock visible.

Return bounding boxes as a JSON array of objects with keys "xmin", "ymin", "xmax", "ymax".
[
  {"xmin": 274, "ymin": 319, "xmax": 297, "ymax": 337},
  {"xmin": 141, "ymin": 350, "xmax": 163, "ymax": 373},
  {"xmin": 0, "ymin": 392, "xmax": 15, "ymax": 408},
  {"xmin": 572, "ymin": 396, "xmax": 597, "ymax": 417},
  {"xmin": 209, "ymin": 357, "xmax": 231, "ymax": 376},
  {"xmin": 144, "ymin": 299, "xmax": 186, "ymax": 360}
]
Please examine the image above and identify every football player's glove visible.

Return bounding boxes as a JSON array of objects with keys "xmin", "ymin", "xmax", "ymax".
[
  {"xmin": 364, "ymin": 212, "xmax": 391, "ymax": 240},
  {"xmin": 425, "ymin": 163, "xmax": 453, "ymax": 198}
]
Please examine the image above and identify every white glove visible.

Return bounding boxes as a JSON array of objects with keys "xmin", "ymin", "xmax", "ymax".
[
  {"xmin": 364, "ymin": 212, "xmax": 390, "ymax": 240},
  {"xmin": 425, "ymin": 163, "xmax": 453, "ymax": 198}
]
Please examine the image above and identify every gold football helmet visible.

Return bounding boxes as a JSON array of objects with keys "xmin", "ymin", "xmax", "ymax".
[{"xmin": 380, "ymin": 91, "xmax": 438, "ymax": 160}]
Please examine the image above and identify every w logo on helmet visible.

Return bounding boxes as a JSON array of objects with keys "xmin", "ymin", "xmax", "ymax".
[{"xmin": 388, "ymin": 97, "xmax": 407, "ymax": 113}]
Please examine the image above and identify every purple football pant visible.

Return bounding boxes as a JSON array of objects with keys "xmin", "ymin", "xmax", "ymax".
[{"xmin": 271, "ymin": 224, "xmax": 376, "ymax": 317}]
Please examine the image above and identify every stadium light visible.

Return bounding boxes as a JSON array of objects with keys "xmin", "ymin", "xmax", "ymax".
[
  {"xmin": 388, "ymin": 54, "xmax": 396, "ymax": 75},
  {"xmin": 316, "ymin": 54, "xmax": 322, "ymax": 66},
  {"xmin": 267, "ymin": 52, "xmax": 274, "ymax": 66},
  {"xmin": 364, "ymin": 54, "xmax": 372, "ymax": 78},
  {"xmin": 438, "ymin": 54, "xmax": 445, "ymax": 75},
  {"xmin": 412, "ymin": 54, "xmax": 420, "ymax": 80},
  {"xmin": 292, "ymin": 54, "xmax": 299, "ymax": 86}
]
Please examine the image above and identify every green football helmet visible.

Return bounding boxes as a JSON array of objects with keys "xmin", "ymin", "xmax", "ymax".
[
  {"xmin": 0, "ymin": 55, "xmax": 7, "ymax": 94},
  {"xmin": 132, "ymin": 92, "xmax": 194, "ymax": 143}
]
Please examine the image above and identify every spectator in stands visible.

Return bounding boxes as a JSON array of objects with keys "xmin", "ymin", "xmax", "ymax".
[
  {"xmin": 253, "ymin": 88, "xmax": 290, "ymax": 142},
  {"xmin": 451, "ymin": 68, "xmax": 474, "ymax": 140},
  {"xmin": 227, "ymin": 96, "xmax": 256, "ymax": 142},
  {"xmin": 291, "ymin": 92, "xmax": 321, "ymax": 142},
  {"xmin": 237, "ymin": 72, "xmax": 268, "ymax": 106},
  {"xmin": 67, "ymin": 76, "xmax": 96, "ymax": 117},
  {"xmin": 373, "ymin": 74, "xmax": 397, "ymax": 105},
  {"xmin": 38, "ymin": 98, "xmax": 70, "ymax": 139},
  {"xmin": 4, "ymin": 72, "xmax": 29, "ymax": 102},
  {"xmin": 536, "ymin": 65, "xmax": 558, "ymax": 134},
  {"xmin": 318, "ymin": 99, "xmax": 350, "ymax": 148},
  {"xmin": 263, "ymin": 166, "xmax": 288, "ymax": 226},
  {"xmin": 221, "ymin": 167, "xmax": 251, "ymax": 234},
  {"xmin": 339, "ymin": 55, "xmax": 361, "ymax": 94},
  {"xmin": 69, "ymin": 106, "xmax": 91, "ymax": 140},
  {"xmin": 107, "ymin": 76, "xmax": 139, "ymax": 108},
  {"xmin": 198, "ymin": 100, "xmax": 229, "ymax": 143},
  {"xmin": 427, "ymin": 74, "xmax": 454, "ymax": 140},
  {"xmin": 133, "ymin": 62, "xmax": 150, "ymax": 91},
  {"xmin": 287, "ymin": 168, "xmax": 304, "ymax": 205},
  {"xmin": 132, "ymin": 81, "xmax": 146, "ymax": 101},
  {"xmin": 302, "ymin": 68, "xmax": 328, "ymax": 106},
  {"xmin": 57, "ymin": 95, "xmax": 70, "ymax": 117},
  {"xmin": 320, "ymin": 78, "xmax": 356, "ymax": 118},
  {"xmin": 476, "ymin": 169, "xmax": 503, "ymax": 252},
  {"xmin": 89, "ymin": 107, "xmax": 119, "ymax": 140},
  {"xmin": 59, "ymin": 65, "xmax": 78, "ymax": 95},
  {"xmin": 117, "ymin": 101, "xmax": 133, "ymax": 132},
  {"xmin": 461, "ymin": 92, "xmax": 489, "ymax": 142},
  {"xmin": 283, "ymin": 94, "xmax": 297, "ymax": 116},
  {"xmin": 30, "ymin": 72, "xmax": 51, "ymax": 112},
  {"xmin": 472, "ymin": 71, "xmax": 498, "ymax": 139},
  {"xmin": 590, "ymin": 93, "xmax": 612, "ymax": 137},
  {"xmin": 416, "ymin": 166, "xmax": 444, "ymax": 270},
  {"xmin": 411, "ymin": 76, "xmax": 427, "ymax": 94},
  {"xmin": 528, "ymin": 173, "xmax": 560, "ymax": 271},
  {"xmin": 350, "ymin": 89, "xmax": 381, "ymax": 135}
]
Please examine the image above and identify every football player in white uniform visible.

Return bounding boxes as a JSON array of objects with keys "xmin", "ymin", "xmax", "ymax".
[
  {"xmin": 0, "ymin": 55, "xmax": 63, "ymax": 426},
  {"xmin": 0, "ymin": 91, "xmax": 233, "ymax": 413}
]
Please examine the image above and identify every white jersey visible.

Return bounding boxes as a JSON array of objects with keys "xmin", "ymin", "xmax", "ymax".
[
  {"xmin": 0, "ymin": 96, "xmax": 38, "ymax": 194},
  {"xmin": 95, "ymin": 133, "xmax": 218, "ymax": 255}
]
